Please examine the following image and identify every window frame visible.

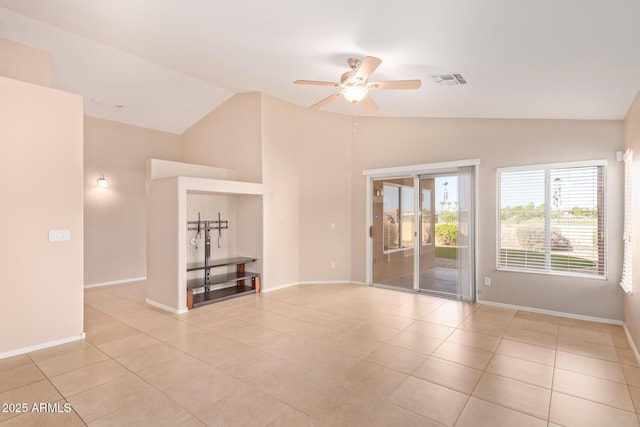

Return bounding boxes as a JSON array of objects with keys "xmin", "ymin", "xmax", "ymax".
[
  {"xmin": 621, "ymin": 149, "xmax": 633, "ymax": 293},
  {"xmin": 496, "ymin": 159, "xmax": 607, "ymax": 280}
]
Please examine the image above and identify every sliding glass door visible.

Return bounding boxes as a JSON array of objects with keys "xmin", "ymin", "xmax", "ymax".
[
  {"xmin": 372, "ymin": 178, "xmax": 415, "ymax": 290},
  {"xmin": 417, "ymin": 168, "xmax": 476, "ymax": 300},
  {"xmin": 368, "ymin": 165, "xmax": 476, "ymax": 302},
  {"xmin": 418, "ymin": 175, "xmax": 458, "ymax": 296}
]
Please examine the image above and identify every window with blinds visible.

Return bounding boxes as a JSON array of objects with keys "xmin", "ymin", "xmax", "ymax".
[{"xmin": 497, "ymin": 161, "xmax": 606, "ymax": 279}]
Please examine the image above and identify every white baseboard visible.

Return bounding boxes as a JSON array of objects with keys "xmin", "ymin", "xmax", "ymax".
[
  {"xmin": 297, "ymin": 280, "xmax": 360, "ymax": 285},
  {"xmin": 262, "ymin": 280, "xmax": 365, "ymax": 293},
  {"xmin": 261, "ymin": 281, "xmax": 300, "ymax": 293},
  {"xmin": 623, "ymin": 323, "xmax": 640, "ymax": 365},
  {"xmin": 477, "ymin": 299, "xmax": 623, "ymax": 325},
  {"xmin": 145, "ymin": 298, "xmax": 188, "ymax": 315},
  {"xmin": 85, "ymin": 276, "xmax": 147, "ymax": 289},
  {"xmin": 0, "ymin": 333, "xmax": 86, "ymax": 360}
]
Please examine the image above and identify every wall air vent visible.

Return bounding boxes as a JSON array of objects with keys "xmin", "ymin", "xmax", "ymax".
[{"xmin": 431, "ymin": 74, "xmax": 468, "ymax": 85}]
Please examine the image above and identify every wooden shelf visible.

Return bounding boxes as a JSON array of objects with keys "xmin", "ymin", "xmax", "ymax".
[
  {"xmin": 186, "ymin": 256, "xmax": 257, "ymax": 272},
  {"xmin": 187, "ymin": 271, "xmax": 260, "ymax": 290},
  {"xmin": 191, "ymin": 284, "xmax": 256, "ymax": 308},
  {"xmin": 185, "ymin": 230, "xmax": 260, "ymax": 309}
]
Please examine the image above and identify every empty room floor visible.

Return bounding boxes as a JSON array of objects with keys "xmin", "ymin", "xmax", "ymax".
[{"xmin": 2, "ymin": 282, "xmax": 640, "ymax": 426}]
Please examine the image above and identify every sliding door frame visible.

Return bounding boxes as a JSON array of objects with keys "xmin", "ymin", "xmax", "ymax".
[{"xmin": 363, "ymin": 159, "xmax": 481, "ymax": 297}]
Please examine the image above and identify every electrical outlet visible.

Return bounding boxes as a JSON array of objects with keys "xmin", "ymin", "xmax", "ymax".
[
  {"xmin": 331, "ymin": 262, "xmax": 336, "ymax": 269},
  {"xmin": 484, "ymin": 277, "xmax": 491, "ymax": 286}
]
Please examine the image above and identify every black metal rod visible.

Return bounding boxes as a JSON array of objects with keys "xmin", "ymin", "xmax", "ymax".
[{"xmin": 204, "ymin": 221, "xmax": 211, "ymax": 285}]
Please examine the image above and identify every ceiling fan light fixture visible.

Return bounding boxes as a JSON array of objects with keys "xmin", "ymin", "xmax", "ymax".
[
  {"xmin": 342, "ymin": 85, "xmax": 368, "ymax": 103},
  {"xmin": 295, "ymin": 56, "xmax": 419, "ymax": 114}
]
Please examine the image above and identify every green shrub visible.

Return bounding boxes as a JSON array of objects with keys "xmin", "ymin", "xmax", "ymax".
[
  {"xmin": 436, "ymin": 223, "xmax": 458, "ymax": 246},
  {"xmin": 439, "ymin": 211, "xmax": 458, "ymax": 223}
]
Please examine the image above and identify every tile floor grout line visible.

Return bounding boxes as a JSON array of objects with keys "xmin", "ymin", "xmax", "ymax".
[
  {"xmin": 26, "ymin": 351, "xmax": 90, "ymax": 427},
  {"xmin": 454, "ymin": 308, "xmax": 550, "ymax": 424},
  {"xmin": 449, "ymin": 319, "xmax": 480, "ymax": 427},
  {"xmin": 547, "ymin": 317, "xmax": 560, "ymax": 424}
]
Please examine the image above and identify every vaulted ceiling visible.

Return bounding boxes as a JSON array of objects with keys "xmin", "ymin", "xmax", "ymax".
[{"xmin": 2, "ymin": 0, "xmax": 640, "ymax": 134}]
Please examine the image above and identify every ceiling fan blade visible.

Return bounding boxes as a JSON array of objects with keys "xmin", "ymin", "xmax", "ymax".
[
  {"xmin": 360, "ymin": 93, "xmax": 379, "ymax": 114},
  {"xmin": 294, "ymin": 80, "xmax": 340, "ymax": 87},
  {"xmin": 354, "ymin": 56, "xmax": 382, "ymax": 81},
  {"xmin": 368, "ymin": 80, "xmax": 422, "ymax": 90},
  {"xmin": 309, "ymin": 92, "xmax": 342, "ymax": 110}
]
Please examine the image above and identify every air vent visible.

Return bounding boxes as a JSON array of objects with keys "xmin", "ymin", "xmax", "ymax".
[{"xmin": 431, "ymin": 74, "xmax": 468, "ymax": 85}]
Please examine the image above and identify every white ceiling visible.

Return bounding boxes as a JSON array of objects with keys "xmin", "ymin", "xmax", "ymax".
[{"xmin": 2, "ymin": 0, "xmax": 640, "ymax": 134}]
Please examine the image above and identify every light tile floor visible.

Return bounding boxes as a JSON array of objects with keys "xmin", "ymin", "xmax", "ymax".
[{"xmin": 2, "ymin": 282, "xmax": 640, "ymax": 426}]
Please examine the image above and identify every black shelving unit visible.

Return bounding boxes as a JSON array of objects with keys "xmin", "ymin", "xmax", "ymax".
[{"xmin": 186, "ymin": 218, "xmax": 260, "ymax": 309}]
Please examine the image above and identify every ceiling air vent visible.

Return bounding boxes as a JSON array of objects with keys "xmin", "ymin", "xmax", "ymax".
[{"xmin": 431, "ymin": 74, "xmax": 467, "ymax": 85}]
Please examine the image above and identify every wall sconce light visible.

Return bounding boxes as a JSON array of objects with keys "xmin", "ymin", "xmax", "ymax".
[{"xmin": 97, "ymin": 175, "xmax": 108, "ymax": 188}]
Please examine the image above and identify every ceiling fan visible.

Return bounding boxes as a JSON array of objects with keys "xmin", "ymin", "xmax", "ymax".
[{"xmin": 294, "ymin": 56, "xmax": 421, "ymax": 114}]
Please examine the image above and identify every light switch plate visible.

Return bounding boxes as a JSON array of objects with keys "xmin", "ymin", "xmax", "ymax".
[{"xmin": 49, "ymin": 229, "xmax": 70, "ymax": 242}]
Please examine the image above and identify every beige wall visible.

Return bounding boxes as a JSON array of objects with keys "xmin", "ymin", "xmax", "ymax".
[
  {"xmin": 261, "ymin": 95, "xmax": 353, "ymax": 284},
  {"xmin": 256, "ymin": 94, "xmax": 300, "ymax": 288},
  {"xmin": 0, "ymin": 76, "xmax": 83, "ymax": 356},
  {"xmin": 146, "ymin": 177, "xmax": 181, "ymax": 309},
  {"xmin": 0, "ymin": 38, "xmax": 51, "ymax": 87},
  {"xmin": 84, "ymin": 117, "xmax": 181, "ymax": 286},
  {"xmin": 351, "ymin": 117, "xmax": 625, "ymax": 320},
  {"xmin": 181, "ymin": 92, "xmax": 262, "ymax": 183},
  {"xmin": 297, "ymin": 112, "xmax": 352, "ymax": 282},
  {"xmin": 624, "ymin": 90, "xmax": 640, "ymax": 346}
]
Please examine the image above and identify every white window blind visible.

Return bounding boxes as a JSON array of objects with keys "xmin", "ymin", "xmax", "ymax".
[
  {"xmin": 498, "ymin": 161, "xmax": 606, "ymax": 279},
  {"xmin": 621, "ymin": 149, "xmax": 633, "ymax": 293}
]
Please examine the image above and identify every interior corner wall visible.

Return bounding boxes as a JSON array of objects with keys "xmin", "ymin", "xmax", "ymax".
[
  {"xmin": 0, "ymin": 76, "xmax": 83, "ymax": 356},
  {"xmin": 292, "ymin": 104, "xmax": 353, "ymax": 283},
  {"xmin": 180, "ymin": 92, "xmax": 262, "ymax": 183},
  {"xmin": 351, "ymin": 117, "xmax": 625, "ymax": 320},
  {"xmin": 84, "ymin": 116, "xmax": 181, "ymax": 286},
  {"xmin": 260, "ymin": 95, "xmax": 353, "ymax": 288},
  {"xmin": 624, "ymin": 90, "xmax": 640, "ymax": 345},
  {"xmin": 259, "ymin": 95, "xmax": 300, "ymax": 289}
]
